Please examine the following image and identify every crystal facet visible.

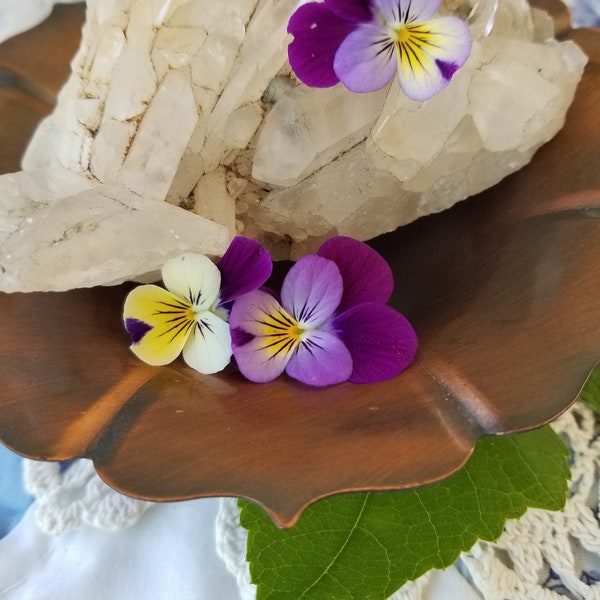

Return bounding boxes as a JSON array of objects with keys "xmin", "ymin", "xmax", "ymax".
[{"xmin": 0, "ymin": 0, "xmax": 587, "ymax": 291}]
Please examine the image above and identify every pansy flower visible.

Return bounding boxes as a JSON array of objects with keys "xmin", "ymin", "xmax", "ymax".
[
  {"xmin": 123, "ymin": 237, "xmax": 272, "ymax": 374},
  {"xmin": 287, "ymin": 0, "xmax": 473, "ymax": 101},
  {"xmin": 230, "ymin": 236, "xmax": 418, "ymax": 386}
]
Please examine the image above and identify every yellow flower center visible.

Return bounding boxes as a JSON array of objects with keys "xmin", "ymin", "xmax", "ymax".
[
  {"xmin": 390, "ymin": 24, "xmax": 411, "ymax": 44},
  {"xmin": 184, "ymin": 306, "xmax": 197, "ymax": 321},
  {"xmin": 260, "ymin": 307, "xmax": 307, "ymax": 359},
  {"xmin": 387, "ymin": 23, "xmax": 442, "ymax": 77}
]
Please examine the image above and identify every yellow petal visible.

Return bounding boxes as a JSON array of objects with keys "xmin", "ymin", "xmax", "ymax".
[{"xmin": 123, "ymin": 284, "xmax": 195, "ymax": 366}]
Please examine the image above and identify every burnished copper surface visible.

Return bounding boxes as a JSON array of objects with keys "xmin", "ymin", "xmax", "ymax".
[{"xmin": 0, "ymin": 3, "xmax": 597, "ymax": 528}]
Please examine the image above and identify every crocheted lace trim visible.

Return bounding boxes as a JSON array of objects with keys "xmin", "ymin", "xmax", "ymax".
[
  {"xmin": 215, "ymin": 402, "xmax": 600, "ymax": 600},
  {"xmin": 456, "ymin": 403, "xmax": 600, "ymax": 600},
  {"xmin": 23, "ymin": 458, "xmax": 152, "ymax": 535}
]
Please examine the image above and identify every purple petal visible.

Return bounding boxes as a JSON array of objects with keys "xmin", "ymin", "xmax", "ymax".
[
  {"xmin": 287, "ymin": 329, "xmax": 353, "ymax": 386},
  {"xmin": 317, "ymin": 236, "xmax": 393, "ymax": 313},
  {"xmin": 281, "ymin": 255, "xmax": 343, "ymax": 327},
  {"xmin": 229, "ymin": 290, "xmax": 293, "ymax": 383},
  {"xmin": 229, "ymin": 289, "xmax": 285, "ymax": 339},
  {"xmin": 287, "ymin": 2, "xmax": 356, "ymax": 88},
  {"xmin": 377, "ymin": 0, "xmax": 441, "ymax": 22},
  {"xmin": 217, "ymin": 236, "xmax": 272, "ymax": 305},
  {"xmin": 325, "ymin": 0, "xmax": 373, "ymax": 22},
  {"xmin": 333, "ymin": 23, "xmax": 398, "ymax": 92},
  {"xmin": 232, "ymin": 333, "xmax": 291, "ymax": 383},
  {"xmin": 333, "ymin": 303, "xmax": 418, "ymax": 383}
]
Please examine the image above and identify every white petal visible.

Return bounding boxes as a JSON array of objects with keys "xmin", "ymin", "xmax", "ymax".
[
  {"xmin": 161, "ymin": 253, "xmax": 221, "ymax": 310},
  {"xmin": 182, "ymin": 311, "xmax": 232, "ymax": 374},
  {"xmin": 395, "ymin": 16, "xmax": 472, "ymax": 101}
]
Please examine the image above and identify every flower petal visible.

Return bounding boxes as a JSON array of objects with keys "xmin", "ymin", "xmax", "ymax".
[
  {"xmin": 317, "ymin": 236, "xmax": 393, "ymax": 312},
  {"xmin": 232, "ymin": 336, "xmax": 291, "ymax": 383},
  {"xmin": 286, "ymin": 329, "xmax": 353, "ymax": 386},
  {"xmin": 161, "ymin": 253, "xmax": 221, "ymax": 310},
  {"xmin": 376, "ymin": 0, "xmax": 441, "ymax": 23},
  {"xmin": 287, "ymin": 2, "xmax": 356, "ymax": 88},
  {"xmin": 325, "ymin": 0, "xmax": 373, "ymax": 22},
  {"xmin": 123, "ymin": 284, "xmax": 194, "ymax": 366},
  {"xmin": 333, "ymin": 23, "xmax": 398, "ymax": 92},
  {"xmin": 394, "ymin": 16, "xmax": 473, "ymax": 101},
  {"xmin": 217, "ymin": 236, "xmax": 272, "ymax": 305},
  {"xmin": 281, "ymin": 255, "xmax": 343, "ymax": 327},
  {"xmin": 230, "ymin": 290, "xmax": 297, "ymax": 383},
  {"xmin": 181, "ymin": 311, "xmax": 232, "ymax": 374},
  {"xmin": 333, "ymin": 302, "xmax": 418, "ymax": 383}
]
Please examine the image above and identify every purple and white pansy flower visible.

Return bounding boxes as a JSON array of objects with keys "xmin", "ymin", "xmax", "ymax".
[
  {"xmin": 230, "ymin": 236, "xmax": 418, "ymax": 386},
  {"xmin": 123, "ymin": 236, "xmax": 272, "ymax": 374},
  {"xmin": 287, "ymin": 0, "xmax": 473, "ymax": 101}
]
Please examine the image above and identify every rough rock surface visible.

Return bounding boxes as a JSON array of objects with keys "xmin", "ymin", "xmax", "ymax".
[{"xmin": 0, "ymin": 0, "xmax": 587, "ymax": 291}]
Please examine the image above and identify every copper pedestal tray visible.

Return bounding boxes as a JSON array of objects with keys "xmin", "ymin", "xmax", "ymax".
[{"xmin": 0, "ymin": 3, "xmax": 598, "ymax": 527}]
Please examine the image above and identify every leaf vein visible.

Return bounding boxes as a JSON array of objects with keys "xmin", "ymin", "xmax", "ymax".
[{"xmin": 298, "ymin": 494, "xmax": 371, "ymax": 599}]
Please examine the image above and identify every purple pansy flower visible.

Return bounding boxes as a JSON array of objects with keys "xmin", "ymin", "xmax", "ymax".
[
  {"xmin": 230, "ymin": 236, "xmax": 418, "ymax": 386},
  {"xmin": 287, "ymin": 0, "xmax": 473, "ymax": 101},
  {"xmin": 123, "ymin": 236, "xmax": 272, "ymax": 374}
]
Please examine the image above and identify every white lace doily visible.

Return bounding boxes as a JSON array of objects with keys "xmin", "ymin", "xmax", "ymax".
[
  {"xmin": 215, "ymin": 402, "xmax": 600, "ymax": 600},
  {"xmin": 456, "ymin": 403, "xmax": 600, "ymax": 600},
  {"xmin": 23, "ymin": 458, "xmax": 152, "ymax": 535}
]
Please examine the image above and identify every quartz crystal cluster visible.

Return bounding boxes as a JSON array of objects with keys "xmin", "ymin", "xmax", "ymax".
[{"xmin": 0, "ymin": 0, "xmax": 587, "ymax": 291}]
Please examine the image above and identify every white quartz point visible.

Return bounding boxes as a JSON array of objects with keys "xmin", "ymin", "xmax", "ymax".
[
  {"xmin": 253, "ymin": 84, "xmax": 388, "ymax": 187},
  {"xmin": 369, "ymin": 63, "xmax": 471, "ymax": 182},
  {"xmin": 196, "ymin": 0, "xmax": 295, "ymax": 176},
  {"xmin": 0, "ymin": 171, "xmax": 229, "ymax": 292},
  {"xmin": 0, "ymin": 169, "xmax": 94, "ymax": 244},
  {"xmin": 469, "ymin": 37, "xmax": 587, "ymax": 153},
  {"xmin": 193, "ymin": 167, "xmax": 237, "ymax": 239},
  {"xmin": 13, "ymin": 0, "xmax": 589, "ymax": 275},
  {"xmin": 116, "ymin": 69, "xmax": 199, "ymax": 201},
  {"xmin": 248, "ymin": 144, "xmax": 412, "ymax": 245}
]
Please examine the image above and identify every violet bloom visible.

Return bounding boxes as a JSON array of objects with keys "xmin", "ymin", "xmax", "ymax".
[
  {"xmin": 287, "ymin": 0, "xmax": 473, "ymax": 101},
  {"xmin": 123, "ymin": 237, "xmax": 272, "ymax": 374},
  {"xmin": 230, "ymin": 236, "xmax": 418, "ymax": 386}
]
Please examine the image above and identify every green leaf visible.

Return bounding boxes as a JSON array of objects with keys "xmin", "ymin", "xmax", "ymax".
[
  {"xmin": 580, "ymin": 364, "xmax": 600, "ymax": 413},
  {"xmin": 240, "ymin": 426, "xmax": 570, "ymax": 600}
]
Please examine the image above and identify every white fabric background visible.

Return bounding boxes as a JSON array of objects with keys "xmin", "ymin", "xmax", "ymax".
[
  {"xmin": 0, "ymin": 494, "xmax": 480, "ymax": 599},
  {"xmin": 0, "ymin": 498, "xmax": 244, "ymax": 599}
]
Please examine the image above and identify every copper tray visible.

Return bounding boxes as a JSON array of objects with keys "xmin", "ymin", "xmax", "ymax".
[{"xmin": 0, "ymin": 4, "xmax": 598, "ymax": 527}]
